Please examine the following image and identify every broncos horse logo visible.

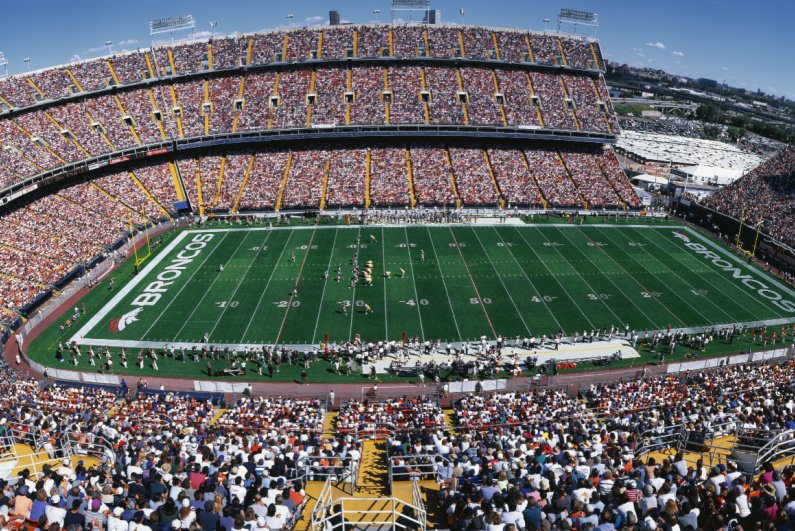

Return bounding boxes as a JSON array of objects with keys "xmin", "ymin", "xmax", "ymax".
[
  {"xmin": 672, "ymin": 230, "xmax": 691, "ymax": 243},
  {"xmin": 108, "ymin": 307, "xmax": 144, "ymax": 334}
]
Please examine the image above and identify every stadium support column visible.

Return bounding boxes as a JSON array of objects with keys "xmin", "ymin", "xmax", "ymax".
[{"xmin": 365, "ymin": 149, "xmax": 371, "ymax": 209}]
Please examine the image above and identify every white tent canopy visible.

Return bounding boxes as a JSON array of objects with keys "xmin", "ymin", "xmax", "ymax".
[
  {"xmin": 678, "ymin": 164, "xmax": 744, "ymax": 185},
  {"xmin": 631, "ymin": 174, "xmax": 669, "ymax": 185}
]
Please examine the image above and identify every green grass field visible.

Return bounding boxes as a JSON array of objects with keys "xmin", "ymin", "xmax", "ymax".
[{"xmin": 26, "ymin": 220, "xmax": 795, "ymax": 382}]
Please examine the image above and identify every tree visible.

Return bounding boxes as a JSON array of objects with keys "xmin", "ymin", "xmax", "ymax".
[
  {"xmin": 702, "ymin": 125, "xmax": 721, "ymax": 140},
  {"xmin": 727, "ymin": 126, "xmax": 747, "ymax": 141},
  {"xmin": 618, "ymin": 91, "xmax": 635, "ymax": 98},
  {"xmin": 696, "ymin": 103, "xmax": 718, "ymax": 123}
]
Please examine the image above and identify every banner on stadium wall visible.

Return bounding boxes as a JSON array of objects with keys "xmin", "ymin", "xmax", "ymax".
[
  {"xmin": 194, "ymin": 381, "xmax": 250, "ymax": 393},
  {"xmin": 81, "ymin": 373, "xmax": 120, "ymax": 385},
  {"xmin": 88, "ymin": 162, "xmax": 108, "ymax": 171},
  {"xmin": 704, "ymin": 357, "xmax": 723, "ymax": 368},
  {"xmin": 108, "ymin": 156, "xmax": 130, "ymax": 165},
  {"xmin": 146, "ymin": 147, "xmax": 170, "ymax": 156},
  {"xmin": 448, "ymin": 379, "xmax": 507, "ymax": 394},
  {"xmin": 730, "ymin": 354, "xmax": 749, "ymax": 365}
]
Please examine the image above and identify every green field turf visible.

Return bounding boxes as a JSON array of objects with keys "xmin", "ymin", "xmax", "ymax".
[{"xmin": 26, "ymin": 220, "xmax": 795, "ymax": 381}]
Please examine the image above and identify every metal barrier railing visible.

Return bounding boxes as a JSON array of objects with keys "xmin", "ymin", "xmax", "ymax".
[
  {"xmin": 299, "ymin": 455, "xmax": 359, "ymax": 493},
  {"xmin": 309, "ymin": 476, "xmax": 426, "ymax": 531}
]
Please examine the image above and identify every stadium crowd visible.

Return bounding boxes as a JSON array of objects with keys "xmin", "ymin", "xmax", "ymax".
[{"xmin": 704, "ymin": 146, "xmax": 795, "ymax": 248}]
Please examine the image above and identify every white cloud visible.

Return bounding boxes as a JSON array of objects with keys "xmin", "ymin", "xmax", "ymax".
[
  {"xmin": 722, "ymin": 66, "xmax": 729, "ymax": 71},
  {"xmin": 306, "ymin": 16, "xmax": 322, "ymax": 25},
  {"xmin": 672, "ymin": 51, "xmax": 684, "ymax": 56},
  {"xmin": 70, "ymin": 54, "xmax": 82, "ymax": 62},
  {"xmin": 676, "ymin": 61, "xmax": 682, "ymax": 65},
  {"xmin": 86, "ymin": 45, "xmax": 107, "ymax": 54},
  {"xmin": 632, "ymin": 47, "xmax": 642, "ymax": 51},
  {"xmin": 191, "ymin": 30, "xmax": 223, "ymax": 39},
  {"xmin": 648, "ymin": 58, "xmax": 653, "ymax": 63},
  {"xmin": 637, "ymin": 53, "xmax": 645, "ymax": 57},
  {"xmin": 118, "ymin": 39, "xmax": 139, "ymax": 46},
  {"xmin": 645, "ymin": 42, "xmax": 666, "ymax": 49}
]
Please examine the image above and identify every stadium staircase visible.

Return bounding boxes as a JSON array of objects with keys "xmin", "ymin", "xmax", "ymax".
[
  {"xmin": 443, "ymin": 408, "xmax": 459, "ymax": 437},
  {"xmin": 483, "ymin": 149, "xmax": 506, "ymax": 208},
  {"xmin": 275, "ymin": 153, "xmax": 293, "ymax": 211},
  {"xmin": 91, "ymin": 182, "xmax": 150, "ymax": 222},
  {"xmin": 320, "ymin": 158, "xmax": 330, "ymax": 210},
  {"xmin": 113, "ymin": 96, "xmax": 143, "ymax": 145},
  {"xmin": 556, "ymin": 152, "xmax": 589, "ymax": 209},
  {"xmin": 590, "ymin": 77, "xmax": 613, "ymax": 134},
  {"xmin": 168, "ymin": 86, "xmax": 185, "ymax": 138},
  {"xmin": 455, "ymin": 68, "xmax": 470, "ymax": 125},
  {"xmin": 364, "ymin": 150, "xmax": 371, "ymax": 209},
  {"xmin": 524, "ymin": 74, "xmax": 545, "ymax": 128},
  {"xmin": 168, "ymin": 162, "xmax": 187, "ymax": 203},
  {"xmin": 128, "ymin": 171, "xmax": 172, "ymax": 219},
  {"xmin": 207, "ymin": 409, "xmax": 226, "ymax": 428},
  {"xmin": 204, "ymin": 81, "xmax": 211, "ymax": 136},
  {"xmin": 213, "ymin": 156, "xmax": 227, "ymax": 208},
  {"xmin": 519, "ymin": 151, "xmax": 549, "ymax": 209},
  {"xmin": 106, "ymin": 61, "xmax": 121, "ymax": 86},
  {"xmin": 231, "ymin": 155, "xmax": 255, "ymax": 214},
  {"xmin": 405, "ymin": 149, "xmax": 417, "ymax": 208},
  {"xmin": 194, "ymin": 161, "xmax": 205, "ymax": 216},
  {"xmin": 45, "ymin": 111, "xmax": 92, "ymax": 156},
  {"xmin": 231, "ymin": 76, "xmax": 246, "ymax": 133},
  {"xmin": 81, "ymin": 110, "xmax": 115, "ymax": 152},
  {"xmin": 492, "ymin": 70, "xmax": 509, "ymax": 126},
  {"xmin": 383, "ymin": 69, "xmax": 391, "ymax": 124},
  {"xmin": 595, "ymin": 161, "xmax": 627, "ymax": 211},
  {"xmin": 146, "ymin": 90, "xmax": 168, "ymax": 141},
  {"xmin": 298, "ymin": 438, "xmax": 441, "ymax": 531},
  {"xmin": 559, "ymin": 78, "xmax": 580, "ymax": 131},
  {"xmin": 444, "ymin": 148, "xmax": 463, "ymax": 209},
  {"xmin": 420, "ymin": 68, "xmax": 430, "ymax": 125}
]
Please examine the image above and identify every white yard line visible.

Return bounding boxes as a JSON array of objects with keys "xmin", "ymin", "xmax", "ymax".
[
  {"xmin": 512, "ymin": 226, "xmax": 596, "ymax": 331},
  {"xmin": 595, "ymin": 227, "xmax": 711, "ymax": 326},
  {"xmin": 404, "ymin": 227, "xmax": 426, "ymax": 341},
  {"xmin": 381, "ymin": 228, "xmax": 388, "ymax": 340},
  {"xmin": 240, "ymin": 231, "xmax": 295, "ymax": 340},
  {"xmin": 348, "ymin": 227, "xmax": 362, "ymax": 341},
  {"xmin": 171, "ymin": 232, "xmax": 252, "ymax": 341},
  {"xmin": 141, "ymin": 231, "xmax": 231, "ymax": 340},
  {"xmin": 207, "ymin": 231, "xmax": 273, "ymax": 340},
  {"xmin": 311, "ymin": 228, "xmax": 340, "ymax": 344},
  {"xmin": 468, "ymin": 226, "xmax": 532, "ymax": 336},
  {"xmin": 426, "ymin": 227, "xmax": 461, "ymax": 340},
  {"xmin": 553, "ymin": 227, "xmax": 659, "ymax": 328},
  {"xmin": 71, "ymin": 230, "xmax": 192, "ymax": 343},
  {"xmin": 491, "ymin": 226, "xmax": 562, "ymax": 331},
  {"xmin": 632, "ymin": 228, "xmax": 746, "ymax": 322}
]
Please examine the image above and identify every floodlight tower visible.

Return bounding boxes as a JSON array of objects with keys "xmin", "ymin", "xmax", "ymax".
[
  {"xmin": 460, "ymin": 8, "xmax": 466, "ymax": 25},
  {"xmin": 391, "ymin": 0, "xmax": 431, "ymax": 24},
  {"xmin": 0, "ymin": 52, "xmax": 7, "ymax": 79},
  {"xmin": 149, "ymin": 15, "xmax": 196, "ymax": 46},
  {"xmin": 105, "ymin": 41, "xmax": 113, "ymax": 55},
  {"xmin": 24, "ymin": 58, "xmax": 30, "ymax": 72},
  {"xmin": 557, "ymin": 8, "xmax": 598, "ymax": 37},
  {"xmin": 373, "ymin": 9, "xmax": 380, "ymax": 23}
]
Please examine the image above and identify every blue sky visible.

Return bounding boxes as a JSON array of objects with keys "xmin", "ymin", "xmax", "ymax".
[{"xmin": 0, "ymin": 0, "xmax": 790, "ymax": 99}]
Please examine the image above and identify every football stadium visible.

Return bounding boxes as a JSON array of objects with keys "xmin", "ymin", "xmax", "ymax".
[{"xmin": 0, "ymin": 3, "xmax": 793, "ymax": 530}]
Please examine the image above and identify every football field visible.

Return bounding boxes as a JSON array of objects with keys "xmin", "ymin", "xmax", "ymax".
[{"xmin": 68, "ymin": 222, "xmax": 795, "ymax": 350}]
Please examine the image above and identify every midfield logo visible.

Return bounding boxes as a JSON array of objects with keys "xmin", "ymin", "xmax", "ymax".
[{"xmin": 108, "ymin": 307, "xmax": 144, "ymax": 333}]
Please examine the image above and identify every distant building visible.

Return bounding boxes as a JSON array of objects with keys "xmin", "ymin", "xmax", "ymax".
[
  {"xmin": 329, "ymin": 11, "xmax": 340, "ymax": 26},
  {"xmin": 698, "ymin": 78, "xmax": 718, "ymax": 88},
  {"xmin": 423, "ymin": 10, "xmax": 441, "ymax": 24}
]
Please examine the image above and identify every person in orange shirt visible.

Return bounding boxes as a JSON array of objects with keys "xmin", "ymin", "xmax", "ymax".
[{"xmin": 12, "ymin": 485, "xmax": 32, "ymax": 518}]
